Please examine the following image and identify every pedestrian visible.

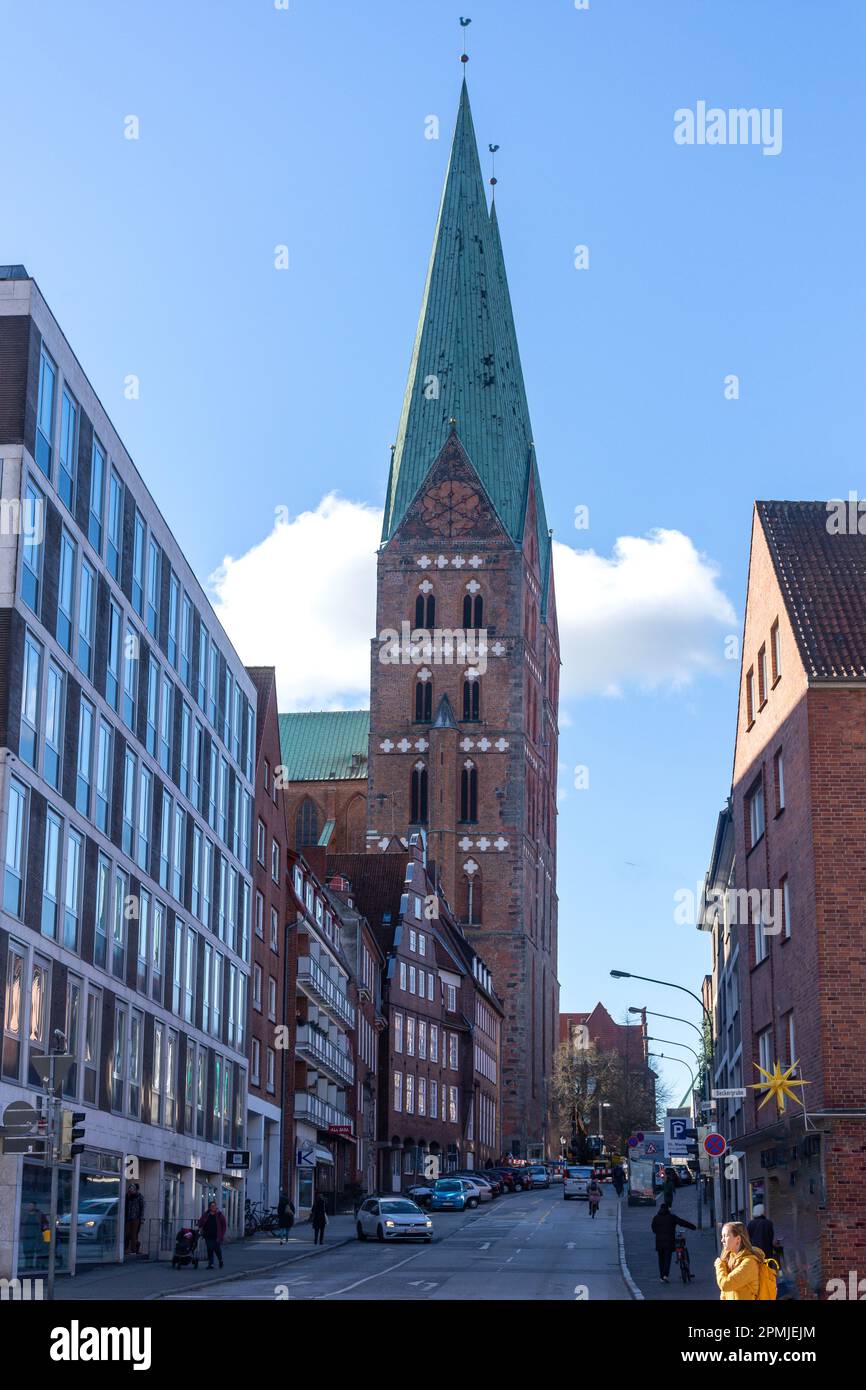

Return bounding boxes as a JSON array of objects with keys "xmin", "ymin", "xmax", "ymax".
[
  {"xmin": 662, "ymin": 1171, "xmax": 675, "ymax": 1209},
  {"xmin": 276, "ymin": 1189, "xmax": 295, "ymax": 1245},
  {"xmin": 310, "ymin": 1193, "xmax": 328, "ymax": 1246},
  {"xmin": 124, "ymin": 1182, "xmax": 144, "ymax": 1255},
  {"xmin": 715, "ymin": 1221, "xmax": 763, "ymax": 1300},
  {"xmin": 651, "ymin": 1201, "xmax": 696, "ymax": 1283},
  {"xmin": 612, "ymin": 1166, "xmax": 625, "ymax": 1198},
  {"xmin": 587, "ymin": 1178, "xmax": 602, "ymax": 1218},
  {"xmin": 746, "ymin": 1204, "xmax": 775, "ymax": 1259},
  {"xmin": 21, "ymin": 1202, "xmax": 48, "ymax": 1270},
  {"xmin": 197, "ymin": 1200, "xmax": 227, "ymax": 1269}
]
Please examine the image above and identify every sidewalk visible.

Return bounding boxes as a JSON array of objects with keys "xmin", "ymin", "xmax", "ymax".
[
  {"xmin": 53, "ymin": 1214, "xmax": 359, "ymax": 1301},
  {"xmin": 619, "ymin": 1183, "xmax": 720, "ymax": 1301}
]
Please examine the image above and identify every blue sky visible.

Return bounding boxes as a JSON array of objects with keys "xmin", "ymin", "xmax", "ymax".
[{"xmin": 5, "ymin": 0, "xmax": 864, "ymax": 1106}]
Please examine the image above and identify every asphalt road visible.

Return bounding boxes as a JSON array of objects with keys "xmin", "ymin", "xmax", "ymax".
[{"xmin": 165, "ymin": 1185, "xmax": 630, "ymax": 1301}]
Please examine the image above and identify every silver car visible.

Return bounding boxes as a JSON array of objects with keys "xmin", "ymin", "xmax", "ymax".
[{"xmin": 356, "ymin": 1196, "xmax": 433, "ymax": 1242}]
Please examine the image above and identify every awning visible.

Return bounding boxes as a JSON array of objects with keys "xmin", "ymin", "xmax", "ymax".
[
  {"xmin": 314, "ymin": 1145, "xmax": 334, "ymax": 1165},
  {"xmin": 297, "ymin": 1142, "xmax": 335, "ymax": 1168}
]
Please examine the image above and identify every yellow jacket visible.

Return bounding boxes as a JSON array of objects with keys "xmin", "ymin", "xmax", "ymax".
[{"xmin": 715, "ymin": 1249, "xmax": 760, "ymax": 1300}]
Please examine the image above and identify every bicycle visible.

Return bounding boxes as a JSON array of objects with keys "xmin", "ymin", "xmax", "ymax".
[{"xmin": 674, "ymin": 1234, "xmax": 694, "ymax": 1283}]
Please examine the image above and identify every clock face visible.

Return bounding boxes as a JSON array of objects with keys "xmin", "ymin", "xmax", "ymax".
[{"xmin": 419, "ymin": 480, "xmax": 481, "ymax": 537}]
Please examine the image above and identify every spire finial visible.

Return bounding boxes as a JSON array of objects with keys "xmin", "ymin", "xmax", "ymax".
[
  {"xmin": 459, "ymin": 16, "xmax": 471, "ymax": 66},
  {"xmin": 488, "ymin": 143, "xmax": 499, "ymax": 197}
]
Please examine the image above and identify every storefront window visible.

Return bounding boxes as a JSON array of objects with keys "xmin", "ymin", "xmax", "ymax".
[
  {"xmin": 75, "ymin": 1164, "xmax": 120, "ymax": 1266},
  {"xmin": 297, "ymin": 1167, "xmax": 314, "ymax": 1210},
  {"xmin": 19, "ymin": 1161, "xmax": 72, "ymax": 1274}
]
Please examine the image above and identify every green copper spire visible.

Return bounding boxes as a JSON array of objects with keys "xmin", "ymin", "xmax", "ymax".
[{"xmin": 382, "ymin": 81, "xmax": 536, "ymax": 544}]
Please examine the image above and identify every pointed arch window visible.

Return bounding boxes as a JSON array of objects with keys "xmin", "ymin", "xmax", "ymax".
[
  {"xmin": 415, "ymin": 592, "xmax": 435, "ymax": 628},
  {"xmin": 414, "ymin": 670, "xmax": 432, "ymax": 723},
  {"xmin": 462, "ymin": 593, "xmax": 483, "ymax": 628},
  {"xmin": 411, "ymin": 762, "xmax": 428, "ymax": 825},
  {"xmin": 295, "ymin": 798, "xmax": 319, "ymax": 848},
  {"xmin": 462, "ymin": 673, "xmax": 480, "ymax": 722},
  {"xmin": 460, "ymin": 760, "xmax": 478, "ymax": 824}
]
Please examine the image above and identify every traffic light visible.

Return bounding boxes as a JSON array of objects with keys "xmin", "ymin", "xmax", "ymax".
[{"xmin": 59, "ymin": 1110, "xmax": 86, "ymax": 1161}]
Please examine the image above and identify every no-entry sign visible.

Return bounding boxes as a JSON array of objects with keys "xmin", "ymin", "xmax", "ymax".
[{"xmin": 704, "ymin": 1131, "xmax": 727, "ymax": 1158}]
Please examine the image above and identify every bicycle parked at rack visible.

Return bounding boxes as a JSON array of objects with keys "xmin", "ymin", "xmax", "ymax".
[{"xmin": 244, "ymin": 1200, "xmax": 280, "ymax": 1237}]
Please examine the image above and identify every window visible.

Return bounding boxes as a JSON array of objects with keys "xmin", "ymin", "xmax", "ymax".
[
  {"xmin": 209, "ymin": 643, "xmax": 219, "ymax": 726},
  {"xmin": 4, "ymin": 779, "xmax": 27, "ymax": 916},
  {"xmin": 430, "ymin": 1024, "xmax": 438, "ymax": 1063},
  {"xmin": 463, "ymin": 592, "xmax": 483, "ymax": 628},
  {"xmin": 449, "ymin": 1086, "xmax": 458, "ymax": 1124},
  {"xmin": 192, "ymin": 721, "xmax": 204, "ymax": 812},
  {"xmin": 152, "ymin": 899, "xmax": 165, "ymax": 1003},
  {"xmin": 56, "ymin": 387, "xmax": 78, "ymax": 510},
  {"xmin": 160, "ymin": 675, "xmax": 173, "ymax": 774},
  {"xmin": 191, "ymin": 825, "xmax": 202, "ymax": 919},
  {"xmin": 409, "ymin": 929, "xmax": 416, "ymax": 952},
  {"xmin": 159, "ymin": 790, "xmax": 172, "ymax": 890},
  {"xmin": 251, "ymin": 1037, "xmax": 261, "ymax": 1087},
  {"xmin": 393, "ymin": 1070, "xmax": 402, "ymax": 1113},
  {"xmin": 757, "ymin": 644, "xmax": 767, "ymax": 708},
  {"xmin": 89, "ymin": 440, "xmax": 106, "ymax": 553},
  {"xmin": 747, "ymin": 778, "xmax": 765, "ymax": 849},
  {"xmin": 449, "ymin": 1032, "xmax": 458, "ymax": 1069},
  {"xmin": 106, "ymin": 600, "xmax": 121, "ymax": 710},
  {"xmin": 107, "ymin": 468, "xmax": 123, "ymax": 580},
  {"xmin": 771, "ymin": 619, "xmax": 781, "ymax": 684},
  {"xmin": 415, "ymin": 592, "xmax": 435, "ymax": 627},
  {"xmin": 414, "ymin": 675, "xmax": 432, "ymax": 722},
  {"xmin": 462, "ymin": 676, "xmax": 480, "ymax": 722},
  {"xmin": 132, "ymin": 512, "xmax": 145, "ymax": 616},
  {"xmin": 180, "ymin": 703, "xmax": 191, "ymax": 796},
  {"xmin": 418, "ymin": 932, "xmax": 426, "ymax": 956},
  {"xmin": 94, "ymin": 853, "xmax": 110, "ymax": 969},
  {"xmin": 202, "ymin": 840, "xmax": 213, "ymax": 930},
  {"xmin": 20, "ymin": 631, "xmax": 42, "ymax": 768},
  {"xmin": 165, "ymin": 1029, "xmax": 177, "ymax": 1128},
  {"xmin": 460, "ymin": 761, "xmax": 478, "ymax": 822},
  {"xmin": 35, "ymin": 348, "xmax": 56, "ymax": 476},
  {"xmin": 167, "ymin": 572, "xmax": 179, "ymax": 667},
  {"xmin": 430, "ymin": 1079, "xmax": 438, "ymax": 1119},
  {"xmin": 218, "ymin": 757, "xmax": 228, "ymax": 842},
  {"xmin": 781, "ymin": 875, "xmax": 791, "ymax": 940},
  {"xmin": 76, "ymin": 697, "xmax": 94, "ymax": 816},
  {"xmin": 180, "ymin": 594, "xmax": 192, "ymax": 687},
  {"xmin": 785, "ymin": 1011, "xmax": 796, "ymax": 1071},
  {"xmin": 122, "ymin": 749, "xmax": 136, "ymax": 857},
  {"xmin": 406, "ymin": 1016, "xmax": 415, "ymax": 1056},
  {"xmin": 63, "ymin": 975, "xmax": 82, "ymax": 1099},
  {"xmin": 212, "ymin": 952, "xmax": 224, "ymax": 1038},
  {"xmin": 223, "ymin": 668, "xmax": 231, "ymax": 746},
  {"xmin": 21, "ymin": 480, "xmax": 44, "ymax": 614},
  {"xmin": 409, "ymin": 965, "xmax": 416, "ymax": 995},
  {"xmin": 255, "ymin": 891, "xmax": 264, "ymax": 939},
  {"xmin": 94, "ymin": 718, "xmax": 111, "ymax": 838},
  {"xmin": 418, "ymin": 1020, "xmax": 427, "ymax": 1059},
  {"xmin": 256, "ymin": 819, "xmax": 266, "ymax": 864},
  {"xmin": 270, "ymin": 907, "xmax": 279, "ymax": 951},
  {"xmin": 399, "ymin": 960, "xmax": 407, "ymax": 991},
  {"xmin": 77, "ymin": 559, "xmax": 95, "ymax": 677},
  {"xmin": 56, "ymin": 529, "xmax": 76, "ymax": 653},
  {"xmin": 774, "ymin": 750, "xmax": 785, "ymax": 813},
  {"xmin": 271, "ymin": 839, "xmax": 280, "ymax": 883},
  {"xmin": 146, "ymin": 537, "xmax": 160, "ymax": 636},
  {"xmin": 754, "ymin": 901, "xmax": 769, "ymax": 965},
  {"xmin": 266, "ymin": 1048, "xmax": 275, "ymax": 1094},
  {"xmin": 394, "ymin": 1012, "xmax": 403, "ymax": 1053},
  {"xmin": 447, "ymin": 982, "xmax": 457, "ymax": 1011},
  {"xmin": 745, "ymin": 667, "xmax": 755, "ymax": 726},
  {"xmin": 123, "ymin": 622, "xmax": 138, "ymax": 729},
  {"xmin": 267, "ymin": 976, "xmax": 276, "ymax": 1022},
  {"xmin": 295, "ymin": 799, "xmax": 319, "ymax": 848},
  {"xmin": 145, "ymin": 657, "xmax": 159, "ymax": 756},
  {"xmin": 757, "ymin": 1026, "xmax": 773, "ymax": 1076},
  {"xmin": 427, "ymin": 971, "xmax": 434, "ymax": 1002},
  {"xmin": 42, "ymin": 809, "xmax": 62, "ymax": 939},
  {"xmin": 128, "ymin": 1009, "xmax": 143, "ymax": 1117},
  {"xmin": 111, "ymin": 868, "xmax": 127, "ymax": 978},
  {"xmin": 411, "ymin": 763, "xmax": 428, "ymax": 824},
  {"xmin": 405, "ymin": 1073, "xmax": 415, "ymax": 1114},
  {"xmin": 252, "ymin": 963, "xmax": 262, "ymax": 1011},
  {"xmin": 112, "ymin": 1002, "xmax": 127, "ymax": 1110},
  {"xmin": 172, "ymin": 805, "xmax": 185, "ymax": 902},
  {"xmin": 137, "ymin": 767, "xmax": 152, "ymax": 872},
  {"xmin": 197, "ymin": 625, "xmax": 208, "ymax": 708}
]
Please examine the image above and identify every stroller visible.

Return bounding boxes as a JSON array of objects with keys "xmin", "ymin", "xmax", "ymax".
[{"xmin": 171, "ymin": 1226, "xmax": 201, "ymax": 1269}]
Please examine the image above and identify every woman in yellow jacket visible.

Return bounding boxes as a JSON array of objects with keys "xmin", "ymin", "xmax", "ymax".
[{"xmin": 715, "ymin": 1222, "xmax": 763, "ymax": 1300}]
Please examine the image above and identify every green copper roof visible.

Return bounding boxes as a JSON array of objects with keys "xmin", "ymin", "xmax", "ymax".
[
  {"xmin": 278, "ymin": 711, "xmax": 369, "ymax": 782},
  {"xmin": 383, "ymin": 81, "xmax": 537, "ymax": 546}
]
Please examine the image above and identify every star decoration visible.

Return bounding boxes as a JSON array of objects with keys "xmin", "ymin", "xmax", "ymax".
[{"xmin": 748, "ymin": 1059, "xmax": 810, "ymax": 1114}]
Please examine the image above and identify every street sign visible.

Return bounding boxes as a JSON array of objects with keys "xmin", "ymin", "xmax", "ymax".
[
  {"xmin": 712, "ymin": 1088, "xmax": 747, "ymax": 1100},
  {"xmin": 627, "ymin": 1136, "xmax": 639, "ymax": 1148},
  {"xmin": 665, "ymin": 1116, "xmax": 692, "ymax": 1157},
  {"xmin": 225, "ymin": 1150, "xmax": 250, "ymax": 1170},
  {"xmin": 645, "ymin": 1141, "xmax": 659, "ymax": 1155},
  {"xmin": 636, "ymin": 1132, "xmax": 645, "ymax": 1143},
  {"xmin": 704, "ymin": 1131, "xmax": 727, "ymax": 1158}
]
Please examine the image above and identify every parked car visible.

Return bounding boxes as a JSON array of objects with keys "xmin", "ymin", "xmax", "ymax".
[
  {"xmin": 528, "ymin": 1165, "xmax": 551, "ymax": 1189},
  {"xmin": 563, "ymin": 1165, "xmax": 595, "ymax": 1200},
  {"xmin": 485, "ymin": 1168, "xmax": 517, "ymax": 1192},
  {"xmin": 547, "ymin": 1164, "xmax": 564, "ymax": 1183},
  {"xmin": 56, "ymin": 1197, "xmax": 119, "ymax": 1245},
  {"xmin": 356, "ymin": 1196, "xmax": 433, "ymax": 1243},
  {"xmin": 429, "ymin": 1178, "xmax": 482, "ymax": 1212},
  {"xmin": 406, "ymin": 1184, "xmax": 435, "ymax": 1207},
  {"xmin": 453, "ymin": 1171, "xmax": 500, "ymax": 1197},
  {"xmin": 488, "ymin": 1166, "xmax": 527, "ymax": 1191}
]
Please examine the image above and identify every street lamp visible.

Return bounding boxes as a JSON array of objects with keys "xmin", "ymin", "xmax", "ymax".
[
  {"xmin": 611, "ymin": 969, "xmax": 713, "ymax": 1093},
  {"xmin": 629, "ymin": 1006, "xmax": 703, "ymax": 1043},
  {"xmin": 646, "ymin": 1036, "xmax": 701, "ymax": 1066},
  {"xmin": 648, "ymin": 1052, "xmax": 696, "ymax": 1094}
]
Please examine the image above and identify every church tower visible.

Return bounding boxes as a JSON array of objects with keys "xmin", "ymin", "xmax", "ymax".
[{"xmin": 368, "ymin": 81, "xmax": 560, "ymax": 1158}]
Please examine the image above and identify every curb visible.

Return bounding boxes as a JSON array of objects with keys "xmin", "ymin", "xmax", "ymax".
[{"xmin": 616, "ymin": 1197, "xmax": 644, "ymax": 1301}]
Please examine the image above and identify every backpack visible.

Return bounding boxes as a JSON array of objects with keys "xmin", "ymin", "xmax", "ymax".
[{"xmin": 756, "ymin": 1256, "xmax": 779, "ymax": 1301}]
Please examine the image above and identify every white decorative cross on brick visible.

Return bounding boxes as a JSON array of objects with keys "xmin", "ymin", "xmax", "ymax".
[
  {"xmin": 458, "ymin": 837, "xmax": 474, "ymax": 852},
  {"xmin": 414, "ymin": 738, "xmax": 429, "ymax": 751},
  {"xmin": 494, "ymin": 738, "xmax": 509, "ymax": 752},
  {"xmin": 465, "ymin": 667, "xmax": 479, "ymax": 681},
  {"xmin": 477, "ymin": 836, "xmax": 491, "ymax": 851},
  {"xmin": 418, "ymin": 578, "xmax": 433, "ymax": 593},
  {"xmin": 463, "ymin": 859, "xmax": 479, "ymax": 876},
  {"xmin": 468, "ymin": 555, "xmax": 483, "ymax": 568},
  {"xmin": 494, "ymin": 837, "xmax": 509, "ymax": 852},
  {"xmin": 397, "ymin": 738, "xmax": 411, "ymax": 753},
  {"xmin": 451, "ymin": 556, "xmax": 465, "ymax": 568},
  {"xmin": 436, "ymin": 554, "xmax": 448, "ymax": 568},
  {"xmin": 459, "ymin": 738, "xmax": 474, "ymax": 752},
  {"xmin": 477, "ymin": 737, "xmax": 491, "ymax": 752},
  {"xmin": 466, "ymin": 579, "xmax": 481, "ymax": 594},
  {"xmin": 417, "ymin": 667, "xmax": 431, "ymax": 682},
  {"xmin": 417, "ymin": 555, "xmax": 431, "ymax": 569},
  {"xmin": 379, "ymin": 739, "xmax": 394, "ymax": 753},
  {"xmin": 491, "ymin": 641, "xmax": 505, "ymax": 657}
]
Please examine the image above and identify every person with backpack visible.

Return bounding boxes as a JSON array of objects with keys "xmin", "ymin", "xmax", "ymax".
[
  {"xmin": 715, "ymin": 1221, "xmax": 778, "ymax": 1300},
  {"xmin": 276, "ymin": 1189, "xmax": 295, "ymax": 1245},
  {"xmin": 746, "ymin": 1204, "xmax": 775, "ymax": 1259},
  {"xmin": 587, "ymin": 1178, "xmax": 602, "ymax": 1218}
]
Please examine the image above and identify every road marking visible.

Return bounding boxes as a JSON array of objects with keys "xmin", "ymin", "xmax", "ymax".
[
  {"xmin": 504, "ymin": 1249, "xmax": 522, "ymax": 1263},
  {"xmin": 315, "ymin": 1251, "xmax": 423, "ymax": 1299},
  {"xmin": 479, "ymin": 1242, "xmax": 490, "ymax": 1250},
  {"xmin": 408, "ymin": 1280, "xmax": 438, "ymax": 1291},
  {"xmin": 566, "ymin": 1242, "xmax": 576, "ymax": 1250}
]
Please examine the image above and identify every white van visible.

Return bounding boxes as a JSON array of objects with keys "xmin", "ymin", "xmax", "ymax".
[{"xmin": 563, "ymin": 1165, "xmax": 594, "ymax": 1200}]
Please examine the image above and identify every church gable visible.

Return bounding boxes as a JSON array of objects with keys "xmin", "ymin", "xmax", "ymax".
[{"xmin": 388, "ymin": 430, "xmax": 513, "ymax": 548}]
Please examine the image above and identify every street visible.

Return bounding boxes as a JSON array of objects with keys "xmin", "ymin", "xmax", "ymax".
[{"xmin": 164, "ymin": 1187, "xmax": 629, "ymax": 1302}]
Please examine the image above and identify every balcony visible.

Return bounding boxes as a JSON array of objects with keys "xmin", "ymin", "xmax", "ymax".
[
  {"xmin": 297, "ymin": 956, "xmax": 356, "ymax": 1029},
  {"xmin": 296, "ymin": 1025, "xmax": 355, "ymax": 1086},
  {"xmin": 294, "ymin": 1090, "xmax": 354, "ymax": 1135}
]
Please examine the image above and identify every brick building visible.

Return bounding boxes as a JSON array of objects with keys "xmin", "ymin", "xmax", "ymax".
[
  {"xmin": 730, "ymin": 500, "xmax": 866, "ymax": 1296},
  {"xmin": 366, "ymin": 81, "xmax": 559, "ymax": 1159},
  {"xmin": 245, "ymin": 667, "xmax": 293, "ymax": 1211},
  {"xmin": 279, "ymin": 711, "xmax": 368, "ymax": 855},
  {"xmin": 329, "ymin": 842, "xmax": 504, "ymax": 1190},
  {"xmin": 0, "ymin": 267, "xmax": 253, "ymax": 1277},
  {"xmin": 559, "ymin": 1003, "xmax": 648, "ymax": 1059}
]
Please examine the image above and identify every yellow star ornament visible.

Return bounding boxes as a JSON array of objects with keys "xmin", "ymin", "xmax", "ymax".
[{"xmin": 749, "ymin": 1059, "xmax": 810, "ymax": 1114}]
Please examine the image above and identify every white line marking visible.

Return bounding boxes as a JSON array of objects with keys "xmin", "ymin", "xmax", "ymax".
[
  {"xmin": 315, "ymin": 1251, "xmax": 423, "ymax": 1299},
  {"xmin": 479, "ymin": 1242, "xmax": 490, "ymax": 1250}
]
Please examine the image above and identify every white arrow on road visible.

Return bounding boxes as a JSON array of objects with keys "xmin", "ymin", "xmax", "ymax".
[
  {"xmin": 408, "ymin": 1280, "xmax": 438, "ymax": 1291},
  {"xmin": 479, "ymin": 1242, "xmax": 490, "ymax": 1250}
]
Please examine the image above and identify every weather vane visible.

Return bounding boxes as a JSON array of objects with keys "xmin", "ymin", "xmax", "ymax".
[
  {"xmin": 489, "ymin": 143, "xmax": 500, "ymax": 191},
  {"xmin": 460, "ymin": 16, "xmax": 471, "ymax": 65}
]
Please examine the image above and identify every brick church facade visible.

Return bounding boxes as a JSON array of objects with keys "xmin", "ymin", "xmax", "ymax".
[{"xmin": 365, "ymin": 82, "xmax": 560, "ymax": 1158}]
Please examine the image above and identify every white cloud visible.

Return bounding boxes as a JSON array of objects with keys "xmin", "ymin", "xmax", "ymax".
[
  {"xmin": 209, "ymin": 494, "xmax": 381, "ymax": 710},
  {"xmin": 553, "ymin": 529, "xmax": 737, "ymax": 699},
  {"xmin": 210, "ymin": 499, "xmax": 736, "ymax": 710}
]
